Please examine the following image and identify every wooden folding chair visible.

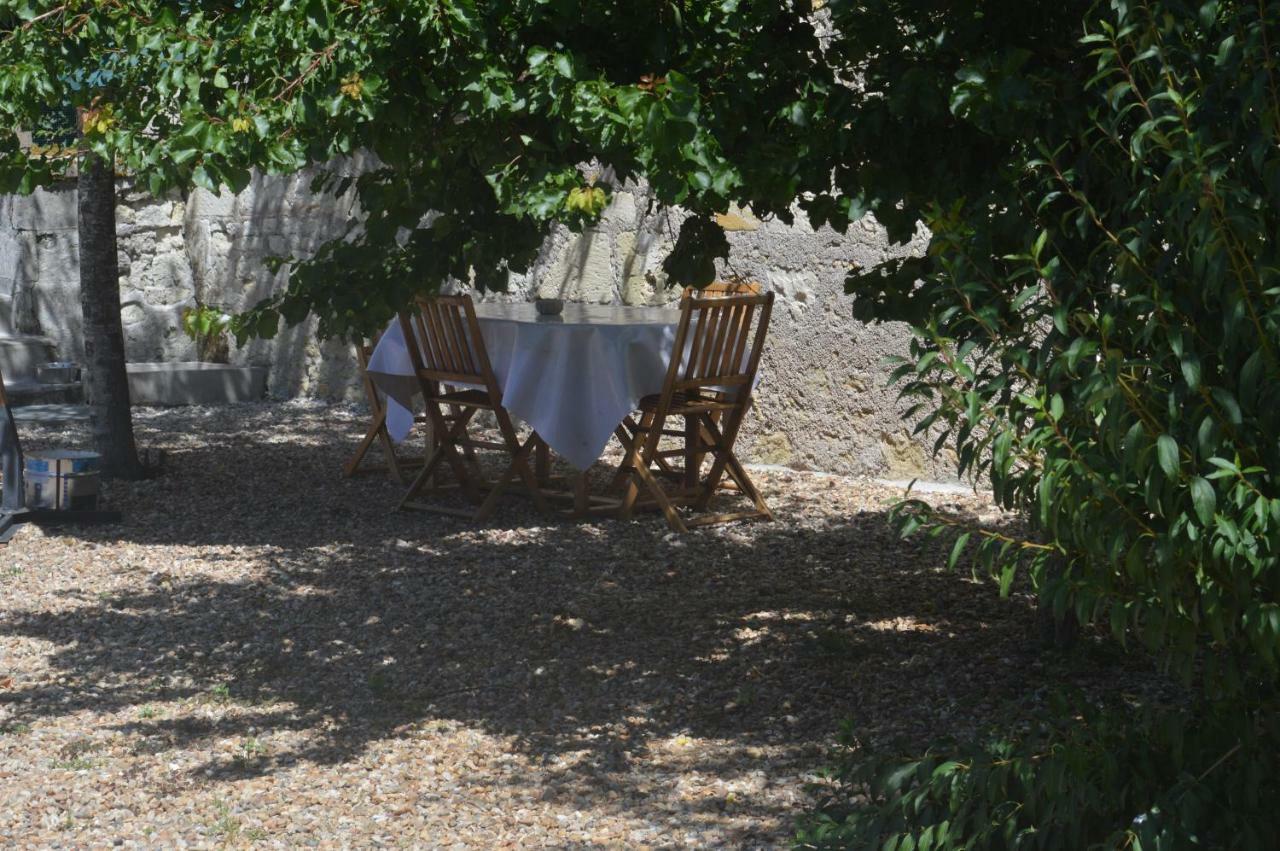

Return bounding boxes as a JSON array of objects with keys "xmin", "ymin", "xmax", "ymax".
[
  {"xmin": 344, "ymin": 335, "xmax": 429, "ymax": 483},
  {"xmin": 616, "ymin": 285, "xmax": 775, "ymax": 532},
  {"xmin": 614, "ymin": 281, "xmax": 764, "ymax": 491},
  {"xmin": 397, "ymin": 295, "xmax": 550, "ymax": 521}
]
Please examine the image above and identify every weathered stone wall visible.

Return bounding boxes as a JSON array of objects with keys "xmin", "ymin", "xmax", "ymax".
[{"xmin": 0, "ymin": 172, "xmax": 951, "ymax": 479}]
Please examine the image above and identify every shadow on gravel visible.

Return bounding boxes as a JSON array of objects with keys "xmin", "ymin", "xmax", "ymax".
[{"xmin": 0, "ymin": 405, "xmax": 1145, "ymax": 821}]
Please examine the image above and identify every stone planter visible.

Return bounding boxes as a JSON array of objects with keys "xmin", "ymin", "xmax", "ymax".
[{"xmin": 127, "ymin": 362, "xmax": 267, "ymax": 406}]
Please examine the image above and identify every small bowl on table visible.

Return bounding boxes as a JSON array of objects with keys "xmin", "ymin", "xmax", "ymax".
[{"xmin": 534, "ymin": 298, "xmax": 564, "ymax": 316}]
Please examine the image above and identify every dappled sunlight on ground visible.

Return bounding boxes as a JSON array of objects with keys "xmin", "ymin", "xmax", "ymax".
[{"xmin": 0, "ymin": 403, "xmax": 1155, "ymax": 846}]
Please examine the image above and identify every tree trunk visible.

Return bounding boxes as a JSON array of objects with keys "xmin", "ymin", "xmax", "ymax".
[{"xmin": 77, "ymin": 154, "xmax": 143, "ymax": 480}]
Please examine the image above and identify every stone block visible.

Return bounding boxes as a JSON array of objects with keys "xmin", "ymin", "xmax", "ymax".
[
  {"xmin": 539, "ymin": 229, "xmax": 617, "ymax": 303},
  {"xmin": 602, "ymin": 191, "xmax": 638, "ymax": 227},
  {"xmin": 616, "ymin": 231, "xmax": 675, "ymax": 306},
  {"xmin": 127, "ymin": 362, "xmax": 268, "ymax": 406},
  {"xmin": 715, "ymin": 203, "xmax": 761, "ymax": 232},
  {"xmin": 0, "ymin": 335, "xmax": 56, "ymax": 382},
  {"xmin": 188, "ymin": 186, "xmax": 240, "ymax": 219},
  {"xmin": 8, "ymin": 185, "xmax": 78, "ymax": 231},
  {"xmin": 880, "ymin": 431, "xmax": 929, "ymax": 479},
  {"xmin": 751, "ymin": 432, "xmax": 795, "ymax": 466},
  {"xmin": 131, "ymin": 252, "xmax": 195, "ymax": 307},
  {"xmin": 131, "ymin": 199, "xmax": 183, "ymax": 229},
  {"xmin": 34, "ymin": 232, "xmax": 79, "ymax": 284}
]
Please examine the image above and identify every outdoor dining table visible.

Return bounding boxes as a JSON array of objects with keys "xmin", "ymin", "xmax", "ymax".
[{"xmin": 365, "ymin": 302, "xmax": 684, "ymax": 472}]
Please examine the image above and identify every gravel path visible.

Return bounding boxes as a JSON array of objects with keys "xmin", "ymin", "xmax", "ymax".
[{"xmin": 0, "ymin": 403, "xmax": 1147, "ymax": 847}]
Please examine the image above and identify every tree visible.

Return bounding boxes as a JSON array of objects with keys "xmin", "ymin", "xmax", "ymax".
[{"xmin": 76, "ymin": 146, "xmax": 141, "ymax": 478}]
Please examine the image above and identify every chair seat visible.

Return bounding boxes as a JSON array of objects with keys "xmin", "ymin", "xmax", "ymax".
[
  {"xmin": 427, "ymin": 388, "xmax": 494, "ymax": 409},
  {"xmin": 638, "ymin": 392, "xmax": 735, "ymax": 415}
]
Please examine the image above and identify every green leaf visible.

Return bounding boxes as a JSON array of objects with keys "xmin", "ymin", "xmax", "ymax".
[
  {"xmin": 1157, "ymin": 434, "xmax": 1180, "ymax": 477},
  {"xmin": 1180, "ymin": 353, "xmax": 1201, "ymax": 391},
  {"xmin": 1190, "ymin": 476, "xmax": 1216, "ymax": 525},
  {"xmin": 947, "ymin": 532, "xmax": 972, "ymax": 570}
]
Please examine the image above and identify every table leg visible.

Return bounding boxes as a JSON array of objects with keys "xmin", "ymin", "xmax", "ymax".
[
  {"xmin": 574, "ymin": 472, "xmax": 589, "ymax": 517},
  {"xmin": 535, "ymin": 438, "xmax": 550, "ymax": 488}
]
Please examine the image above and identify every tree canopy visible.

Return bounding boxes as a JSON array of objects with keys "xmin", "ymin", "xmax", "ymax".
[{"xmin": 2, "ymin": 1, "xmax": 857, "ymax": 339}]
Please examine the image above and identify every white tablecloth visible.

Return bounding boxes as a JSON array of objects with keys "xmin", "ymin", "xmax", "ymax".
[{"xmin": 366, "ymin": 303, "xmax": 683, "ymax": 470}]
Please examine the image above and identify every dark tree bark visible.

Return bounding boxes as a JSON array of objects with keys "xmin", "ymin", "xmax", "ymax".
[{"xmin": 77, "ymin": 154, "xmax": 143, "ymax": 480}]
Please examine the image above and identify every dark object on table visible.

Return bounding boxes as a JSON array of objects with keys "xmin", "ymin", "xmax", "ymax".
[{"xmin": 534, "ymin": 297, "xmax": 564, "ymax": 316}]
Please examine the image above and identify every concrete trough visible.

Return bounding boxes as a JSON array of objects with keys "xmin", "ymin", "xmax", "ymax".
[{"xmin": 127, "ymin": 362, "xmax": 268, "ymax": 406}]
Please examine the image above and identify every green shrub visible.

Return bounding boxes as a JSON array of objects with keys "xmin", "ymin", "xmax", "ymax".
[
  {"xmin": 848, "ymin": 0, "xmax": 1280, "ymax": 707},
  {"xmin": 847, "ymin": 0, "xmax": 1280, "ymax": 688},
  {"xmin": 180, "ymin": 303, "xmax": 231, "ymax": 364},
  {"xmin": 803, "ymin": 0, "xmax": 1280, "ymax": 845},
  {"xmin": 798, "ymin": 697, "xmax": 1280, "ymax": 850}
]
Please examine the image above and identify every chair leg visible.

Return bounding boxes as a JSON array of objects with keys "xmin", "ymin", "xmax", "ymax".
[
  {"xmin": 619, "ymin": 411, "xmax": 688, "ymax": 532},
  {"xmin": 575, "ymin": 473, "xmax": 593, "ymax": 516},
  {"xmin": 399, "ymin": 443, "xmax": 453, "ymax": 510},
  {"xmin": 476, "ymin": 415, "xmax": 550, "ymax": 520},
  {"xmin": 344, "ymin": 408, "xmax": 387, "ymax": 478},
  {"xmin": 618, "ymin": 410, "xmax": 656, "ymax": 520},
  {"xmin": 400, "ymin": 411, "xmax": 477, "ymax": 510},
  {"xmin": 535, "ymin": 439, "xmax": 551, "ymax": 487},
  {"xmin": 515, "ymin": 435, "xmax": 553, "ymax": 517},
  {"xmin": 608, "ymin": 425, "xmax": 637, "ymax": 492},
  {"xmin": 344, "ymin": 405, "xmax": 412, "ymax": 484},
  {"xmin": 694, "ymin": 413, "xmax": 772, "ymax": 521},
  {"xmin": 635, "ymin": 463, "xmax": 688, "ymax": 531}
]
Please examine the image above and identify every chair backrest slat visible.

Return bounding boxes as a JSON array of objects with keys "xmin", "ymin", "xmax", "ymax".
[
  {"xmin": 449, "ymin": 304, "xmax": 477, "ymax": 375},
  {"xmin": 429, "ymin": 302, "xmax": 454, "ymax": 372},
  {"xmin": 657, "ymin": 283, "xmax": 773, "ymax": 405},
  {"xmin": 417, "ymin": 308, "xmax": 443, "ymax": 373},
  {"xmin": 399, "ymin": 294, "xmax": 500, "ymax": 400},
  {"xmin": 431, "ymin": 302, "xmax": 458, "ymax": 373},
  {"xmin": 700, "ymin": 303, "xmax": 734, "ymax": 380},
  {"xmin": 722, "ymin": 302, "xmax": 751, "ymax": 377}
]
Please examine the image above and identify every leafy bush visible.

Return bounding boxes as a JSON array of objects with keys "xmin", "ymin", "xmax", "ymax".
[
  {"xmin": 802, "ymin": 0, "xmax": 1280, "ymax": 845},
  {"xmin": 180, "ymin": 303, "xmax": 231, "ymax": 364},
  {"xmin": 798, "ymin": 696, "xmax": 1280, "ymax": 850},
  {"xmin": 853, "ymin": 0, "xmax": 1280, "ymax": 703}
]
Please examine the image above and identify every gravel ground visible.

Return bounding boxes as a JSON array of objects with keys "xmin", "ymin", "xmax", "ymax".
[{"xmin": 0, "ymin": 403, "xmax": 1159, "ymax": 848}]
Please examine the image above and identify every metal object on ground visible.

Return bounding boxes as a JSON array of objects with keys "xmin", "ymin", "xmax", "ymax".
[
  {"xmin": 1, "ymin": 366, "xmax": 23, "ymax": 515},
  {"xmin": 1, "ymin": 365, "xmax": 121, "ymax": 544},
  {"xmin": 36, "ymin": 362, "xmax": 80, "ymax": 384},
  {"xmin": 25, "ymin": 471, "xmax": 101, "ymax": 511},
  {"xmin": 1, "ymin": 362, "xmax": 25, "ymax": 540},
  {"xmin": 24, "ymin": 450, "xmax": 101, "ymax": 512},
  {"xmin": 25, "ymin": 449, "xmax": 100, "ymax": 476}
]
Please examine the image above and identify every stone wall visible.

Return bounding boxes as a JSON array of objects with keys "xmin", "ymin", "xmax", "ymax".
[{"xmin": 0, "ymin": 171, "xmax": 952, "ymax": 480}]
